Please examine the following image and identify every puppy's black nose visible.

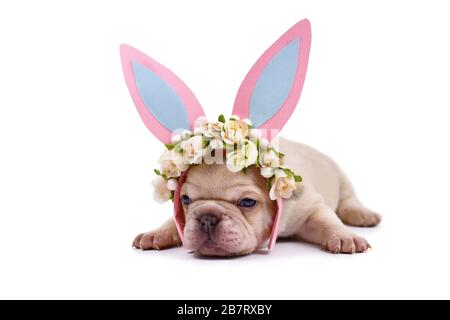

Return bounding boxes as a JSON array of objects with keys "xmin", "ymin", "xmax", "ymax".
[{"xmin": 200, "ymin": 214, "xmax": 218, "ymax": 233}]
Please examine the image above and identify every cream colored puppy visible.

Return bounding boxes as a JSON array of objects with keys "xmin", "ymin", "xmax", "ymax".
[{"xmin": 133, "ymin": 137, "xmax": 381, "ymax": 256}]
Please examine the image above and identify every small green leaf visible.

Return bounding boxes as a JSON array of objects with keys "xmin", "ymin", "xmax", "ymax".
[
  {"xmin": 294, "ymin": 175, "xmax": 303, "ymax": 182},
  {"xmin": 154, "ymin": 169, "xmax": 161, "ymax": 176},
  {"xmin": 218, "ymin": 114, "xmax": 226, "ymax": 123},
  {"xmin": 270, "ymin": 148, "xmax": 284, "ymax": 158},
  {"xmin": 282, "ymin": 168, "xmax": 294, "ymax": 176},
  {"xmin": 170, "ymin": 191, "xmax": 175, "ymax": 201},
  {"xmin": 173, "ymin": 144, "xmax": 183, "ymax": 153},
  {"xmin": 164, "ymin": 143, "xmax": 175, "ymax": 150}
]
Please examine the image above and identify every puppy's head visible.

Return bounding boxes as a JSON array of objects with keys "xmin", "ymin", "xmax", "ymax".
[{"xmin": 179, "ymin": 164, "xmax": 276, "ymax": 256}]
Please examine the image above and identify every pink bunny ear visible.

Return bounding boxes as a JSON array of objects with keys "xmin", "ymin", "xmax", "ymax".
[
  {"xmin": 120, "ymin": 45, "xmax": 205, "ymax": 144},
  {"xmin": 232, "ymin": 19, "xmax": 311, "ymax": 141}
]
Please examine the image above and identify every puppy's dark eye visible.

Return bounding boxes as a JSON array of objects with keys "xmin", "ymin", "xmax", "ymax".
[
  {"xmin": 181, "ymin": 194, "xmax": 192, "ymax": 206},
  {"xmin": 238, "ymin": 198, "xmax": 256, "ymax": 208}
]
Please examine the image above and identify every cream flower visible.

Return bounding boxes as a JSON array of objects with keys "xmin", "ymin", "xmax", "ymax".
[
  {"xmin": 226, "ymin": 152, "xmax": 245, "ymax": 173},
  {"xmin": 159, "ymin": 150, "xmax": 188, "ymax": 178},
  {"xmin": 260, "ymin": 166, "xmax": 276, "ymax": 178},
  {"xmin": 221, "ymin": 120, "xmax": 249, "ymax": 145},
  {"xmin": 166, "ymin": 178, "xmax": 178, "ymax": 191},
  {"xmin": 181, "ymin": 135, "xmax": 204, "ymax": 164},
  {"xmin": 209, "ymin": 138, "xmax": 223, "ymax": 150},
  {"xmin": 181, "ymin": 129, "xmax": 193, "ymax": 140},
  {"xmin": 152, "ymin": 176, "xmax": 172, "ymax": 203},
  {"xmin": 171, "ymin": 134, "xmax": 182, "ymax": 144},
  {"xmin": 259, "ymin": 149, "xmax": 281, "ymax": 168},
  {"xmin": 201, "ymin": 121, "xmax": 224, "ymax": 139},
  {"xmin": 226, "ymin": 140, "xmax": 258, "ymax": 173},
  {"xmin": 194, "ymin": 117, "xmax": 223, "ymax": 139},
  {"xmin": 269, "ymin": 169, "xmax": 297, "ymax": 200}
]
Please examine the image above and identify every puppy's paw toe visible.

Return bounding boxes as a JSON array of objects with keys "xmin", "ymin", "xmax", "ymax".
[
  {"xmin": 132, "ymin": 233, "xmax": 145, "ymax": 249},
  {"xmin": 353, "ymin": 235, "xmax": 371, "ymax": 253},
  {"xmin": 133, "ymin": 229, "xmax": 181, "ymax": 251},
  {"xmin": 322, "ymin": 232, "xmax": 371, "ymax": 254},
  {"xmin": 339, "ymin": 207, "xmax": 382, "ymax": 227}
]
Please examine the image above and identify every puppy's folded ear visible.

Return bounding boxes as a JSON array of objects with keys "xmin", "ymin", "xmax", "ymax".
[
  {"xmin": 232, "ymin": 19, "xmax": 311, "ymax": 141},
  {"xmin": 120, "ymin": 45, "xmax": 205, "ymax": 144}
]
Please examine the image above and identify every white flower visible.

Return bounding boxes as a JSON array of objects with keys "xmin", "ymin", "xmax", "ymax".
[
  {"xmin": 171, "ymin": 134, "xmax": 182, "ymax": 144},
  {"xmin": 166, "ymin": 178, "xmax": 178, "ymax": 191},
  {"xmin": 269, "ymin": 169, "xmax": 297, "ymax": 200},
  {"xmin": 209, "ymin": 138, "xmax": 223, "ymax": 150},
  {"xmin": 221, "ymin": 120, "xmax": 249, "ymax": 145},
  {"xmin": 181, "ymin": 135, "xmax": 204, "ymax": 164},
  {"xmin": 203, "ymin": 122, "xmax": 224, "ymax": 139},
  {"xmin": 226, "ymin": 140, "xmax": 258, "ymax": 173},
  {"xmin": 194, "ymin": 116, "xmax": 224, "ymax": 139},
  {"xmin": 244, "ymin": 141, "xmax": 259, "ymax": 165},
  {"xmin": 152, "ymin": 176, "xmax": 172, "ymax": 203},
  {"xmin": 259, "ymin": 149, "xmax": 281, "ymax": 168},
  {"xmin": 159, "ymin": 150, "xmax": 188, "ymax": 178},
  {"xmin": 260, "ymin": 167, "xmax": 276, "ymax": 178},
  {"xmin": 226, "ymin": 152, "xmax": 245, "ymax": 173},
  {"xmin": 230, "ymin": 114, "xmax": 240, "ymax": 120},
  {"xmin": 181, "ymin": 130, "xmax": 193, "ymax": 140}
]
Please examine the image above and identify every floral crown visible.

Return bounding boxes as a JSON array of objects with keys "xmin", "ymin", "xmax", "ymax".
[{"xmin": 152, "ymin": 115, "xmax": 302, "ymax": 203}]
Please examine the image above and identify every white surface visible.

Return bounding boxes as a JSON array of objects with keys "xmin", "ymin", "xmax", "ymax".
[{"xmin": 1, "ymin": 0, "xmax": 450, "ymax": 299}]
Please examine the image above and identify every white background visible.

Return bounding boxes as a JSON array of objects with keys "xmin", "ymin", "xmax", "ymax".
[{"xmin": 1, "ymin": 0, "xmax": 449, "ymax": 299}]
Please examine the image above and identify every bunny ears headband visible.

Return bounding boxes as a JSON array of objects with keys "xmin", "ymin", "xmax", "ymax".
[{"xmin": 120, "ymin": 19, "xmax": 311, "ymax": 250}]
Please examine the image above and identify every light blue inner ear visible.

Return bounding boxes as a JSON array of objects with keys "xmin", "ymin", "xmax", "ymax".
[
  {"xmin": 249, "ymin": 38, "xmax": 300, "ymax": 128},
  {"xmin": 132, "ymin": 61, "xmax": 190, "ymax": 132}
]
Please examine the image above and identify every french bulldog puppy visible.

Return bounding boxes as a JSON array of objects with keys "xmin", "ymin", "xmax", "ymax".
[
  {"xmin": 133, "ymin": 137, "xmax": 381, "ymax": 256},
  {"xmin": 123, "ymin": 20, "xmax": 381, "ymax": 256}
]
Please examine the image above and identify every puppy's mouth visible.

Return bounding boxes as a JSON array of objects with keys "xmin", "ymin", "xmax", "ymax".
[
  {"xmin": 184, "ymin": 214, "xmax": 253, "ymax": 256},
  {"xmin": 196, "ymin": 219, "xmax": 234, "ymax": 256},
  {"xmin": 183, "ymin": 200, "xmax": 260, "ymax": 257},
  {"xmin": 198, "ymin": 239, "xmax": 231, "ymax": 256}
]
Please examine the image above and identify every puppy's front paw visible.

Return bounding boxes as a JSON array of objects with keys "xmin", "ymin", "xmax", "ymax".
[
  {"xmin": 321, "ymin": 231, "xmax": 371, "ymax": 254},
  {"xmin": 133, "ymin": 228, "xmax": 181, "ymax": 251}
]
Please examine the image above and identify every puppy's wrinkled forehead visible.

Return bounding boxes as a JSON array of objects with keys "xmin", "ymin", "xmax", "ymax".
[{"xmin": 182, "ymin": 164, "xmax": 266, "ymax": 201}]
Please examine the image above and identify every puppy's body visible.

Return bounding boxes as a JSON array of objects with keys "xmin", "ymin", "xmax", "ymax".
[{"xmin": 134, "ymin": 138, "xmax": 381, "ymax": 255}]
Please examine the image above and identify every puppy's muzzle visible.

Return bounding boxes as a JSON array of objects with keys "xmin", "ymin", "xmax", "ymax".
[
  {"xmin": 191, "ymin": 202, "xmax": 226, "ymax": 236},
  {"xmin": 199, "ymin": 214, "xmax": 218, "ymax": 234}
]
